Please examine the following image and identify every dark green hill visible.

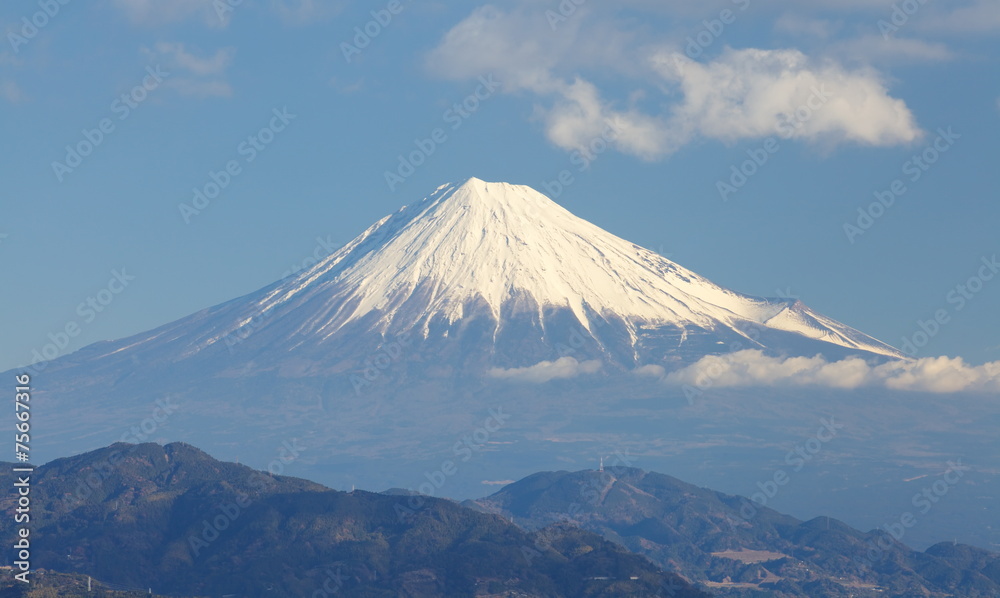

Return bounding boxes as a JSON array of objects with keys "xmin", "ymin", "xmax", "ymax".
[
  {"xmin": 469, "ymin": 467, "xmax": 1000, "ymax": 598},
  {"xmin": 0, "ymin": 444, "xmax": 707, "ymax": 598}
]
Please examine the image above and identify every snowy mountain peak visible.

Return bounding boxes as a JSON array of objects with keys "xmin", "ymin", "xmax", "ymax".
[
  {"xmin": 267, "ymin": 177, "xmax": 703, "ymax": 333},
  {"xmin": 410, "ymin": 177, "xmax": 577, "ymax": 231},
  {"xmin": 238, "ymin": 179, "xmax": 900, "ymax": 359}
]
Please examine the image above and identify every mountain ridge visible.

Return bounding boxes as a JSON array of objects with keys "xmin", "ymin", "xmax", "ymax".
[
  {"xmin": 468, "ymin": 466, "xmax": 1000, "ymax": 597},
  {"xmin": 3, "ymin": 443, "xmax": 996, "ymax": 598},
  {"xmin": 0, "ymin": 443, "xmax": 709, "ymax": 598}
]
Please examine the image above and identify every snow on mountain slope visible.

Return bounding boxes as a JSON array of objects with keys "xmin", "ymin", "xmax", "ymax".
[
  {"xmin": 191, "ymin": 177, "xmax": 900, "ymax": 358},
  {"xmin": 59, "ymin": 177, "xmax": 898, "ymax": 378}
]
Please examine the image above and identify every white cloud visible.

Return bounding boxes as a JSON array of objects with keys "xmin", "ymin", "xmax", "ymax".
[
  {"xmin": 425, "ymin": 5, "xmax": 672, "ymax": 159},
  {"xmin": 427, "ymin": 5, "xmax": 922, "ymax": 160},
  {"xmin": 143, "ymin": 43, "xmax": 235, "ymax": 98},
  {"xmin": 153, "ymin": 42, "xmax": 234, "ymax": 76},
  {"xmin": 539, "ymin": 77, "xmax": 673, "ymax": 160},
  {"xmin": 653, "ymin": 48, "xmax": 922, "ymax": 148},
  {"xmin": 488, "ymin": 357, "xmax": 602, "ymax": 383},
  {"xmin": 111, "ymin": 0, "xmax": 227, "ymax": 27},
  {"xmin": 659, "ymin": 350, "xmax": 1000, "ymax": 394}
]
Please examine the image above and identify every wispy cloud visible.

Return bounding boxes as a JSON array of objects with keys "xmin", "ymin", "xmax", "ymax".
[
  {"xmin": 154, "ymin": 42, "xmax": 233, "ymax": 76},
  {"xmin": 654, "ymin": 350, "xmax": 1000, "ymax": 394},
  {"xmin": 142, "ymin": 43, "xmax": 235, "ymax": 98},
  {"xmin": 919, "ymin": 0, "xmax": 1000, "ymax": 34},
  {"xmin": 111, "ymin": 0, "xmax": 228, "ymax": 27},
  {"xmin": 827, "ymin": 35, "xmax": 956, "ymax": 66},
  {"xmin": 488, "ymin": 357, "xmax": 601, "ymax": 383}
]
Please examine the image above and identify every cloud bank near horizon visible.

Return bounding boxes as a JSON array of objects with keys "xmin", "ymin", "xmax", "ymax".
[{"xmin": 638, "ymin": 350, "xmax": 1000, "ymax": 394}]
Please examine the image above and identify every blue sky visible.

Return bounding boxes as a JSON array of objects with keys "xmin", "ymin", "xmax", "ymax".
[{"xmin": 1, "ymin": 0, "xmax": 998, "ymax": 372}]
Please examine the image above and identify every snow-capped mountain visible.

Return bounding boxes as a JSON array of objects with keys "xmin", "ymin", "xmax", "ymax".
[
  {"xmin": 53, "ymin": 177, "xmax": 897, "ymax": 380},
  {"xmin": 22, "ymin": 177, "xmax": 901, "ymax": 467}
]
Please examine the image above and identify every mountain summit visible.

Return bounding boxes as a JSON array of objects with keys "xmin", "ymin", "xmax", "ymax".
[
  {"xmin": 32, "ymin": 177, "xmax": 902, "ymax": 383},
  {"xmin": 175, "ymin": 176, "xmax": 899, "ymax": 364}
]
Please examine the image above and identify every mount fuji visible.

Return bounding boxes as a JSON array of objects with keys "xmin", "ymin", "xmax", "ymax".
[
  {"xmin": 17, "ymin": 178, "xmax": 998, "ymax": 551},
  {"xmin": 42, "ymin": 177, "xmax": 897, "ymax": 377},
  {"xmin": 25, "ymin": 177, "xmax": 906, "ymax": 460}
]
